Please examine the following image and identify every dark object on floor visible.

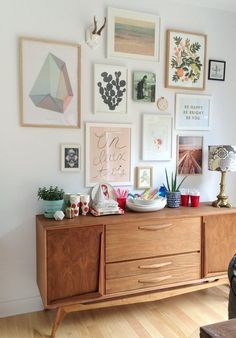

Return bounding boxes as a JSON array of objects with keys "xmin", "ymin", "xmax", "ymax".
[
  {"xmin": 200, "ymin": 318, "xmax": 236, "ymax": 337},
  {"xmin": 228, "ymin": 254, "xmax": 236, "ymax": 319}
]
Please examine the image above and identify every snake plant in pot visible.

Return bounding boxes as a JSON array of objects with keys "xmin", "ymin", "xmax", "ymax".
[
  {"xmin": 38, "ymin": 186, "xmax": 65, "ymax": 218},
  {"xmin": 164, "ymin": 169, "xmax": 187, "ymax": 208}
]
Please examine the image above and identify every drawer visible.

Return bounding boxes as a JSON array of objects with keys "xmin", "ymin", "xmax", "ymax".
[
  {"xmin": 106, "ymin": 252, "xmax": 200, "ymax": 294},
  {"xmin": 106, "ymin": 217, "xmax": 201, "ymax": 263}
]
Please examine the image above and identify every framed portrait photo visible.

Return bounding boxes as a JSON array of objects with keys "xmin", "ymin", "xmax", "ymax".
[
  {"xmin": 107, "ymin": 7, "xmax": 160, "ymax": 61},
  {"xmin": 85, "ymin": 123, "xmax": 133, "ymax": 187},
  {"xmin": 136, "ymin": 166, "xmax": 153, "ymax": 189},
  {"xmin": 177, "ymin": 135, "xmax": 203, "ymax": 175},
  {"xmin": 61, "ymin": 144, "xmax": 81, "ymax": 171},
  {"xmin": 133, "ymin": 71, "xmax": 156, "ymax": 102},
  {"xmin": 142, "ymin": 114, "xmax": 172, "ymax": 161},
  {"xmin": 20, "ymin": 37, "xmax": 81, "ymax": 128},
  {"xmin": 175, "ymin": 94, "xmax": 211, "ymax": 131},
  {"xmin": 94, "ymin": 64, "xmax": 127, "ymax": 114},
  {"xmin": 208, "ymin": 60, "xmax": 226, "ymax": 81},
  {"xmin": 165, "ymin": 30, "xmax": 207, "ymax": 90}
]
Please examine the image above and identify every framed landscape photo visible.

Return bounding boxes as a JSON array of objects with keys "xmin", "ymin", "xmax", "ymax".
[
  {"xmin": 107, "ymin": 7, "xmax": 160, "ymax": 61},
  {"xmin": 175, "ymin": 94, "xmax": 211, "ymax": 131},
  {"xmin": 133, "ymin": 71, "xmax": 156, "ymax": 102},
  {"xmin": 61, "ymin": 144, "xmax": 81, "ymax": 171},
  {"xmin": 94, "ymin": 64, "xmax": 127, "ymax": 114},
  {"xmin": 136, "ymin": 166, "xmax": 153, "ymax": 189},
  {"xmin": 177, "ymin": 135, "xmax": 203, "ymax": 175},
  {"xmin": 165, "ymin": 30, "xmax": 207, "ymax": 90},
  {"xmin": 208, "ymin": 59, "xmax": 226, "ymax": 81},
  {"xmin": 20, "ymin": 37, "xmax": 81, "ymax": 128},
  {"xmin": 85, "ymin": 123, "xmax": 132, "ymax": 186},
  {"xmin": 142, "ymin": 114, "xmax": 172, "ymax": 161}
]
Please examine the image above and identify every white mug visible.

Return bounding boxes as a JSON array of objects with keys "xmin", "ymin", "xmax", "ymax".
[
  {"xmin": 70, "ymin": 195, "xmax": 80, "ymax": 217},
  {"xmin": 80, "ymin": 195, "xmax": 90, "ymax": 215}
]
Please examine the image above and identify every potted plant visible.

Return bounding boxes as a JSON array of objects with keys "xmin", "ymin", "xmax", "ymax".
[
  {"xmin": 164, "ymin": 169, "xmax": 187, "ymax": 208},
  {"xmin": 38, "ymin": 186, "xmax": 65, "ymax": 218}
]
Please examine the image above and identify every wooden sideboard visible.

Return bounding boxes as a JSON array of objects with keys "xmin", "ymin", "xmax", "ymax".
[{"xmin": 36, "ymin": 203, "xmax": 236, "ymax": 337}]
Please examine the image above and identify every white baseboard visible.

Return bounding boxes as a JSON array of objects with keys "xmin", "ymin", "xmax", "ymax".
[{"xmin": 0, "ymin": 296, "xmax": 44, "ymax": 318}]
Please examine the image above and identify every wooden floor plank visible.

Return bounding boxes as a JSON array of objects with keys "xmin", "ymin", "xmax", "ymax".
[{"xmin": 0, "ymin": 286, "xmax": 230, "ymax": 338}]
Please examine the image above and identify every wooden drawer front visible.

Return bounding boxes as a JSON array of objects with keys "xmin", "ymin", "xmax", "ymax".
[
  {"xmin": 106, "ymin": 217, "xmax": 201, "ymax": 263},
  {"xmin": 106, "ymin": 252, "xmax": 200, "ymax": 294},
  {"xmin": 106, "ymin": 252, "xmax": 200, "ymax": 279}
]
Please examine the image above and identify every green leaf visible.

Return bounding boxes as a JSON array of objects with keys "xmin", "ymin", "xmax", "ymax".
[
  {"xmin": 165, "ymin": 168, "xmax": 170, "ymax": 192},
  {"xmin": 176, "ymin": 175, "xmax": 188, "ymax": 191}
]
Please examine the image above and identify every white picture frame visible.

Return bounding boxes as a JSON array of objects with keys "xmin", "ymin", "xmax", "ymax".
[
  {"xmin": 142, "ymin": 114, "xmax": 172, "ymax": 161},
  {"xmin": 107, "ymin": 7, "xmax": 160, "ymax": 62},
  {"xmin": 94, "ymin": 64, "xmax": 127, "ymax": 114},
  {"xmin": 175, "ymin": 94, "xmax": 211, "ymax": 131},
  {"xmin": 85, "ymin": 123, "xmax": 133, "ymax": 187},
  {"xmin": 61, "ymin": 144, "xmax": 81, "ymax": 171}
]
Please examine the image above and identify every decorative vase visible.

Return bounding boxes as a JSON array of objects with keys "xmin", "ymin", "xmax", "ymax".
[
  {"xmin": 166, "ymin": 192, "xmax": 181, "ymax": 208},
  {"xmin": 43, "ymin": 199, "xmax": 64, "ymax": 218}
]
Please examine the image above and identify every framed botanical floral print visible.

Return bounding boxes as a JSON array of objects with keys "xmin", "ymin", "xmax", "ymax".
[
  {"xmin": 165, "ymin": 30, "xmax": 207, "ymax": 90},
  {"xmin": 94, "ymin": 64, "xmax": 127, "ymax": 114},
  {"xmin": 136, "ymin": 166, "xmax": 153, "ymax": 189}
]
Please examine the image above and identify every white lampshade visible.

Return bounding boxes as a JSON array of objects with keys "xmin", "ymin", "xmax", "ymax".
[{"xmin": 208, "ymin": 145, "xmax": 236, "ymax": 172}]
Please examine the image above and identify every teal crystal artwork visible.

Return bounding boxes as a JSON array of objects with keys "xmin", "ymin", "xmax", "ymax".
[{"xmin": 29, "ymin": 53, "xmax": 73, "ymax": 113}]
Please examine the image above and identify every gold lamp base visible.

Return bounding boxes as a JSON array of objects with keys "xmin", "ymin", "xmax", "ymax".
[{"xmin": 212, "ymin": 171, "xmax": 232, "ymax": 208}]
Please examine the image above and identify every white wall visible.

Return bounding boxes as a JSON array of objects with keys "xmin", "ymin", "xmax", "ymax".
[{"xmin": 1, "ymin": 0, "xmax": 236, "ymax": 317}]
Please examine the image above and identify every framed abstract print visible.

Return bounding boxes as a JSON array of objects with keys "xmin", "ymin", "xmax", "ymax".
[
  {"xmin": 107, "ymin": 7, "xmax": 160, "ymax": 61},
  {"xmin": 61, "ymin": 144, "xmax": 81, "ymax": 171},
  {"xmin": 177, "ymin": 135, "xmax": 203, "ymax": 175},
  {"xmin": 20, "ymin": 37, "xmax": 81, "ymax": 128}
]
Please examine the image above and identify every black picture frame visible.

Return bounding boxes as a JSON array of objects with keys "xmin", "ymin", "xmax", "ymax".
[{"xmin": 208, "ymin": 59, "xmax": 226, "ymax": 81}]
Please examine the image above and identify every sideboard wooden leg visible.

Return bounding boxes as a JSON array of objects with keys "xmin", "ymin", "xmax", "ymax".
[{"xmin": 51, "ymin": 307, "xmax": 66, "ymax": 338}]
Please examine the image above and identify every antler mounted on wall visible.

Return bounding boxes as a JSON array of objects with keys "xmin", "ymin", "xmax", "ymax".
[{"xmin": 86, "ymin": 16, "xmax": 107, "ymax": 49}]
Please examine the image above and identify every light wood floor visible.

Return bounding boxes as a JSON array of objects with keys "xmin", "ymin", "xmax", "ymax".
[{"xmin": 0, "ymin": 286, "xmax": 229, "ymax": 338}]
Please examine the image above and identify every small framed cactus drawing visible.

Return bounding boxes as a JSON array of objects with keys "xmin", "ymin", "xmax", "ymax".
[
  {"xmin": 94, "ymin": 64, "xmax": 127, "ymax": 114},
  {"xmin": 165, "ymin": 30, "xmax": 207, "ymax": 90}
]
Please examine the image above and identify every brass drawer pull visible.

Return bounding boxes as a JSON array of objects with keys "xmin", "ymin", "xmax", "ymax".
[
  {"xmin": 138, "ymin": 275, "xmax": 172, "ymax": 284},
  {"xmin": 138, "ymin": 224, "xmax": 172, "ymax": 231},
  {"xmin": 139, "ymin": 262, "xmax": 172, "ymax": 269}
]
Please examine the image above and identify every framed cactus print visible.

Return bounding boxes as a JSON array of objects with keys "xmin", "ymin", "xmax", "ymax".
[
  {"xmin": 165, "ymin": 30, "xmax": 207, "ymax": 90},
  {"xmin": 94, "ymin": 64, "xmax": 127, "ymax": 114}
]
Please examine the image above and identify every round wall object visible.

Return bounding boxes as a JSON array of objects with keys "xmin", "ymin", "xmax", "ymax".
[{"xmin": 157, "ymin": 97, "xmax": 168, "ymax": 111}]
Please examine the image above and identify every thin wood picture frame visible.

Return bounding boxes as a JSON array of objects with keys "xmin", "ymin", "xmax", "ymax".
[
  {"xmin": 165, "ymin": 30, "xmax": 207, "ymax": 90},
  {"xmin": 136, "ymin": 166, "xmax": 153, "ymax": 189},
  {"xmin": 20, "ymin": 37, "xmax": 81, "ymax": 128},
  {"xmin": 85, "ymin": 122, "xmax": 133, "ymax": 187}
]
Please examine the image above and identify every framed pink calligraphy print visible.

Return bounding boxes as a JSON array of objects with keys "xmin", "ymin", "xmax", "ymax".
[{"xmin": 85, "ymin": 123, "xmax": 133, "ymax": 187}]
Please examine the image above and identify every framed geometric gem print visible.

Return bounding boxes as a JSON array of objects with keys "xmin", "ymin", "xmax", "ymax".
[{"xmin": 19, "ymin": 37, "xmax": 81, "ymax": 128}]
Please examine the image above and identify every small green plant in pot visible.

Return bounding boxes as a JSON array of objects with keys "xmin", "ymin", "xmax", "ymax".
[
  {"xmin": 164, "ymin": 169, "xmax": 187, "ymax": 208},
  {"xmin": 38, "ymin": 186, "xmax": 65, "ymax": 218}
]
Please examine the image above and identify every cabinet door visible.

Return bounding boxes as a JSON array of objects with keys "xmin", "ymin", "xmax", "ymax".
[
  {"xmin": 46, "ymin": 225, "xmax": 104, "ymax": 304},
  {"xmin": 203, "ymin": 214, "xmax": 236, "ymax": 277}
]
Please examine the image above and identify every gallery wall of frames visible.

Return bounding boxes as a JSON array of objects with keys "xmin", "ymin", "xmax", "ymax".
[{"xmin": 20, "ymin": 6, "xmax": 225, "ymax": 189}]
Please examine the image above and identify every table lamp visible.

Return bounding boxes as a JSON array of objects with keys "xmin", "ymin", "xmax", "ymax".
[{"xmin": 208, "ymin": 145, "xmax": 236, "ymax": 208}]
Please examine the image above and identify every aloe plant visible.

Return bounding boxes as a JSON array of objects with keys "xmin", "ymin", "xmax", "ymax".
[{"xmin": 164, "ymin": 168, "xmax": 187, "ymax": 192}]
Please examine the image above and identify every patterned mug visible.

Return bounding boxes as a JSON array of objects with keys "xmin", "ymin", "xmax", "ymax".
[
  {"xmin": 80, "ymin": 195, "xmax": 90, "ymax": 215},
  {"xmin": 70, "ymin": 195, "xmax": 80, "ymax": 217}
]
